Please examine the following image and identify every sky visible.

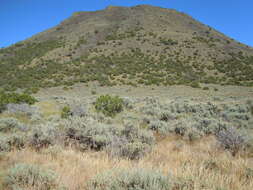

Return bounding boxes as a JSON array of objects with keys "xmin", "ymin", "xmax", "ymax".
[{"xmin": 0, "ymin": 0, "xmax": 252, "ymax": 48}]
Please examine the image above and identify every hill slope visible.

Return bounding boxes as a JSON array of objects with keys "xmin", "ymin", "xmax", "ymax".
[{"xmin": 0, "ymin": 5, "xmax": 253, "ymax": 91}]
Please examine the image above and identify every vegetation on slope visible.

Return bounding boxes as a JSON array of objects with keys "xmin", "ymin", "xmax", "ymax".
[{"xmin": 0, "ymin": 5, "xmax": 253, "ymax": 92}]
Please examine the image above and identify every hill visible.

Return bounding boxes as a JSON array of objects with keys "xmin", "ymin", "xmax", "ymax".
[{"xmin": 0, "ymin": 5, "xmax": 253, "ymax": 92}]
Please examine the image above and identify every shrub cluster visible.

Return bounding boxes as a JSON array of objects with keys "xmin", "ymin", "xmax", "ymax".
[
  {"xmin": 3, "ymin": 163, "xmax": 58, "ymax": 190},
  {"xmin": 88, "ymin": 168, "xmax": 171, "ymax": 190},
  {"xmin": 141, "ymin": 97, "xmax": 253, "ymax": 144},
  {"xmin": 95, "ymin": 95, "xmax": 124, "ymax": 117},
  {"xmin": 216, "ymin": 127, "xmax": 247, "ymax": 156},
  {"xmin": 64, "ymin": 118, "xmax": 154, "ymax": 159},
  {"xmin": 61, "ymin": 104, "xmax": 87, "ymax": 118},
  {"xmin": 0, "ymin": 118, "xmax": 28, "ymax": 133},
  {"xmin": 6, "ymin": 103, "xmax": 37, "ymax": 116},
  {"xmin": 0, "ymin": 134, "xmax": 26, "ymax": 152},
  {"xmin": 0, "ymin": 91, "xmax": 37, "ymax": 113},
  {"xmin": 29, "ymin": 123, "xmax": 61, "ymax": 150},
  {"xmin": 107, "ymin": 123, "xmax": 155, "ymax": 159}
]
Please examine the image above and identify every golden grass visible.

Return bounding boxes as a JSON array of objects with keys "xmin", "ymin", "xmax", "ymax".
[
  {"xmin": 0, "ymin": 136, "xmax": 252, "ymax": 190},
  {"xmin": 35, "ymin": 101, "xmax": 61, "ymax": 118}
]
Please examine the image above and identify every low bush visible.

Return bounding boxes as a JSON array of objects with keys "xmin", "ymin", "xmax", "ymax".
[
  {"xmin": 190, "ymin": 81, "xmax": 201, "ymax": 88},
  {"xmin": 88, "ymin": 168, "xmax": 172, "ymax": 190},
  {"xmin": 0, "ymin": 135, "xmax": 11, "ymax": 152},
  {"xmin": 0, "ymin": 118, "xmax": 28, "ymax": 133},
  {"xmin": 6, "ymin": 103, "xmax": 36, "ymax": 116},
  {"xmin": 148, "ymin": 120, "xmax": 171, "ymax": 135},
  {"xmin": 216, "ymin": 127, "xmax": 247, "ymax": 156},
  {"xmin": 95, "ymin": 95, "xmax": 123, "ymax": 117},
  {"xmin": 107, "ymin": 123, "xmax": 155, "ymax": 159},
  {"xmin": 70, "ymin": 104, "xmax": 87, "ymax": 117},
  {"xmin": 64, "ymin": 117, "xmax": 120, "ymax": 151},
  {"xmin": 29, "ymin": 123, "xmax": 61, "ymax": 150},
  {"xmin": 61, "ymin": 106, "xmax": 71, "ymax": 118},
  {"xmin": 0, "ymin": 133, "xmax": 27, "ymax": 152},
  {"xmin": 61, "ymin": 105, "xmax": 87, "ymax": 118},
  {"xmin": 3, "ymin": 163, "xmax": 58, "ymax": 190},
  {"xmin": 159, "ymin": 111, "xmax": 175, "ymax": 122},
  {"xmin": 64, "ymin": 118, "xmax": 154, "ymax": 159},
  {"xmin": 117, "ymin": 142, "xmax": 151, "ymax": 160}
]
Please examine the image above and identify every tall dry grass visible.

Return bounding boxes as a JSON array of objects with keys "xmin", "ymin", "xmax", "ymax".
[{"xmin": 0, "ymin": 135, "xmax": 252, "ymax": 190}]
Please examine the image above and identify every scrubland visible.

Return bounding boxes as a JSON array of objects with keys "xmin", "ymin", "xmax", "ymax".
[{"xmin": 0, "ymin": 85, "xmax": 253, "ymax": 190}]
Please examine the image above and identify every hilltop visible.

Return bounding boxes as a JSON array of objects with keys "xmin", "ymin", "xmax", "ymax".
[{"xmin": 0, "ymin": 5, "xmax": 253, "ymax": 92}]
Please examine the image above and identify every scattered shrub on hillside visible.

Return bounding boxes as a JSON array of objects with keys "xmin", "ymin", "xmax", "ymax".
[
  {"xmin": 3, "ymin": 163, "xmax": 58, "ymax": 190},
  {"xmin": 0, "ymin": 118, "xmax": 28, "ymax": 133},
  {"xmin": 95, "ymin": 95, "xmax": 124, "ymax": 117},
  {"xmin": 216, "ymin": 127, "xmax": 247, "ymax": 156},
  {"xmin": 88, "ymin": 168, "xmax": 172, "ymax": 190}
]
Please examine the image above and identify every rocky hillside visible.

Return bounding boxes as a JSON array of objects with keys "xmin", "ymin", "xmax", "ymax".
[{"xmin": 0, "ymin": 5, "xmax": 253, "ymax": 91}]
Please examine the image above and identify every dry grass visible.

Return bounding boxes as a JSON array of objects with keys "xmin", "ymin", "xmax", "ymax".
[
  {"xmin": 0, "ymin": 135, "xmax": 252, "ymax": 190},
  {"xmin": 35, "ymin": 101, "xmax": 61, "ymax": 118}
]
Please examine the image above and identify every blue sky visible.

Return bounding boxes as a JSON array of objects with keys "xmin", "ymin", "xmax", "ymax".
[{"xmin": 0, "ymin": 0, "xmax": 252, "ymax": 48}]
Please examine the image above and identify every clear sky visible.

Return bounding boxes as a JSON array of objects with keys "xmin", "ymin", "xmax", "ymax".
[{"xmin": 1, "ymin": 0, "xmax": 252, "ymax": 48}]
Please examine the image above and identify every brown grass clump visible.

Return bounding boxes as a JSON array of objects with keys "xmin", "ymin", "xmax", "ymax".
[{"xmin": 0, "ymin": 135, "xmax": 252, "ymax": 190}]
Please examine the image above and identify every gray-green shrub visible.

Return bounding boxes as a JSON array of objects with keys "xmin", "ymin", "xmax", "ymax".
[
  {"xmin": 0, "ymin": 118, "xmax": 28, "ymax": 133},
  {"xmin": 29, "ymin": 123, "xmax": 61, "ymax": 149},
  {"xmin": 64, "ymin": 117, "xmax": 119, "ymax": 150},
  {"xmin": 88, "ymin": 168, "xmax": 172, "ymax": 190},
  {"xmin": 3, "ymin": 163, "xmax": 57, "ymax": 190},
  {"xmin": 64, "ymin": 118, "xmax": 154, "ymax": 159},
  {"xmin": 0, "ymin": 133, "xmax": 27, "ymax": 152},
  {"xmin": 107, "ymin": 123, "xmax": 155, "ymax": 159},
  {"xmin": 6, "ymin": 103, "xmax": 37, "ymax": 117},
  {"xmin": 216, "ymin": 127, "xmax": 247, "ymax": 156}
]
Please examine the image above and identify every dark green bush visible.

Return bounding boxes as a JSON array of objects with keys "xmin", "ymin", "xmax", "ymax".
[
  {"xmin": 190, "ymin": 81, "xmax": 201, "ymax": 88},
  {"xmin": 95, "ymin": 95, "xmax": 123, "ymax": 117},
  {"xmin": 61, "ymin": 106, "xmax": 71, "ymax": 118}
]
